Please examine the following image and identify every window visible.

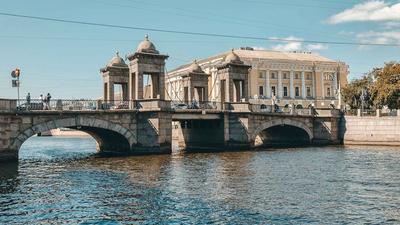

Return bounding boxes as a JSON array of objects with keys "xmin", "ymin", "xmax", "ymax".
[
  {"xmin": 295, "ymin": 87, "xmax": 300, "ymax": 97},
  {"xmin": 295, "ymin": 73, "xmax": 299, "ymax": 79},
  {"xmin": 283, "ymin": 72, "xmax": 288, "ymax": 79},
  {"xmin": 271, "ymin": 86, "xmax": 276, "ymax": 96},
  {"xmin": 326, "ymin": 87, "xmax": 331, "ymax": 97},
  {"xmin": 306, "ymin": 73, "xmax": 311, "ymax": 80},
  {"xmin": 306, "ymin": 87, "xmax": 311, "ymax": 97},
  {"xmin": 271, "ymin": 72, "xmax": 276, "ymax": 79},
  {"xmin": 259, "ymin": 71, "xmax": 264, "ymax": 78},
  {"xmin": 283, "ymin": 86, "xmax": 288, "ymax": 97},
  {"xmin": 324, "ymin": 73, "xmax": 334, "ymax": 81},
  {"xmin": 259, "ymin": 86, "xmax": 264, "ymax": 96}
]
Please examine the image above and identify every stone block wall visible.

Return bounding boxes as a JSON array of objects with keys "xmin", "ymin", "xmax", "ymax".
[{"xmin": 340, "ymin": 116, "xmax": 400, "ymax": 145}]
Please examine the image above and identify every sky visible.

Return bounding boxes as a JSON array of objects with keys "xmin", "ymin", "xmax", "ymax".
[{"xmin": 0, "ymin": 0, "xmax": 399, "ymax": 99}]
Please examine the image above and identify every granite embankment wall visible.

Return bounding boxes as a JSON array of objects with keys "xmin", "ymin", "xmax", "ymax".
[{"xmin": 340, "ymin": 115, "xmax": 400, "ymax": 145}]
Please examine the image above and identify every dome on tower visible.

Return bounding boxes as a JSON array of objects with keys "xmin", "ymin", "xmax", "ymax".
[
  {"xmin": 224, "ymin": 49, "xmax": 243, "ymax": 64},
  {"xmin": 107, "ymin": 52, "xmax": 128, "ymax": 67},
  {"xmin": 136, "ymin": 35, "xmax": 159, "ymax": 54},
  {"xmin": 188, "ymin": 60, "xmax": 204, "ymax": 73}
]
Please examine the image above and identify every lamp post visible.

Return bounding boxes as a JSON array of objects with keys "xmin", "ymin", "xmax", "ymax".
[
  {"xmin": 11, "ymin": 68, "xmax": 21, "ymax": 107},
  {"xmin": 360, "ymin": 87, "xmax": 367, "ymax": 116}
]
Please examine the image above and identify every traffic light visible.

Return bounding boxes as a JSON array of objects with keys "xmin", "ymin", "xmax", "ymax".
[
  {"xmin": 15, "ymin": 68, "xmax": 20, "ymax": 78},
  {"xmin": 11, "ymin": 68, "xmax": 21, "ymax": 78}
]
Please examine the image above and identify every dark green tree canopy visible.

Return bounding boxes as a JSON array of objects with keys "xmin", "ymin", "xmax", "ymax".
[{"xmin": 342, "ymin": 62, "xmax": 400, "ymax": 109}]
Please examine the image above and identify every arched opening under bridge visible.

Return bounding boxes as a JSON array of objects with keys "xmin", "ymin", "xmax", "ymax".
[{"xmin": 254, "ymin": 124, "xmax": 312, "ymax": 148}]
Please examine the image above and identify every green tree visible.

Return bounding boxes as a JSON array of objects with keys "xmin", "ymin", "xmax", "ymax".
[
  {"xmin": 370, "ymin": 62, "xmax": 400, "ymax": 109},
  {"xmin": 341, "ymin": 74, "xmax": 373, "ymax": 109}
]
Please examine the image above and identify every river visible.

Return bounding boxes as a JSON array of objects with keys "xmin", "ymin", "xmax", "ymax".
[{"xmin": 0, "ymin": 136, "xmax": 399, "ymax": 224}]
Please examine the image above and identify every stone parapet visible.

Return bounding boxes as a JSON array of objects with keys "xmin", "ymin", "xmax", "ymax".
[
  {"xmin": 0, "ymin": 99, "xmax": 17, "ymax": 112},
  {"xmin": 340, "ymin": 116, "xmax": 400, "ymax": 145}
]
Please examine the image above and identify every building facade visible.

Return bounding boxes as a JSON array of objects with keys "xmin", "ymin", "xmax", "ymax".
[{"xmin": 167, "ymin": 48, "xmax": 349, "ymax": 109}]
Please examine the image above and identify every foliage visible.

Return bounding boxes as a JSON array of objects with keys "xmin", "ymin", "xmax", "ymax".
[
  {"xmin": 342, "ymin": 62, "xmax": 400, "ymax": 109},
  {"xmin": 369, "ymin": 62, "xmax": 400, "ymax": 109},
  {"xmin": 341, "ymin": 74, "xmax": 373, "ymax": 109}
]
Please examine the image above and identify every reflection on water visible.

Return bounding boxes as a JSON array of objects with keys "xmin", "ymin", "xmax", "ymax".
[{"xmin": 0, "ymin": 136, "xmax": 400, "ymax": 224}]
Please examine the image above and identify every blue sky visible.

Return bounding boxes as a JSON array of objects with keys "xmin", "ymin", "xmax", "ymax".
[{"xmin": 0, "ymin": 0, "xmax": 399, "ymax": 99}]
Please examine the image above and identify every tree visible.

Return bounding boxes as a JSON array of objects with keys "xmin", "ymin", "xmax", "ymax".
[
  {"xmin": 341, "ymin": 74, "xmax": 373, "ymax": 109},
  {"xmin": 370, "ymin": 62, "xmax": 400, "ymax": 109}
]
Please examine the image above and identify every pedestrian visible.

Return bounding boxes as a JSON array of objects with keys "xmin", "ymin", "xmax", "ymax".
[
  {"xmin": 40, "ymin": 94, "xmax": 45, "ymax": 110},
  {"xmin": 26, "ymin": 93, "xmax": 31, "ymax": 110},
  {"xmin": 46, "ymin": 93, "xmax": 52, "ymax": 110}
]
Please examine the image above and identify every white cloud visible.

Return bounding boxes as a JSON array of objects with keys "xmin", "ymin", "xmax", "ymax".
[
  {"xmin": 271, "ymin": 36, "xmax": 303, "ymax": 51},
  {"xmin": 270, "ymin": 36, "xmax": 328, "ymax": 52},
  {"xmin": 252, "ymin": 46, "xmax": 266, "ymax": 50},
  {"xmin": 383, "ymin": 21, "xmax": 400, "ymax": 29},
  {"xmin": 306, "ymin": 43, "xmax": 328, "ymax": 50},
  {"xmin": 356, "ymin": 30, "xmax": 400, "ymax": 45},
  {"xmin": 328, "ymin": 1, "xmax": 400, "ymax": 24}
]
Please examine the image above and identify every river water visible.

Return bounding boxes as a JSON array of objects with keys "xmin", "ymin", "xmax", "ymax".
[{"xmin": 0, "ymin": 136, "xmax": 399, "ymax": 224}]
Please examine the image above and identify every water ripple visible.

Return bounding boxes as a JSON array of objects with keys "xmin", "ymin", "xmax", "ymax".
[{"xmin": 0, "ymin": 137, "xmax": 399, "ymax": 224}]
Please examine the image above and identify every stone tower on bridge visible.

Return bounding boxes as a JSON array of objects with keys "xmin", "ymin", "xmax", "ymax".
[
  {"xmin": 126, "ymin": 35, "xmax": 169, "ymax": 100},
  {"xmin": 217, "ymin": 49, "xmax": 251, "ymax": 103},
  {"xmin": 100, "ymin": 52, "xmax": 129, "ymax": 102},
  {"xmin": 180, "ymin": 60, "xmax": 209, "ymax": 103}
]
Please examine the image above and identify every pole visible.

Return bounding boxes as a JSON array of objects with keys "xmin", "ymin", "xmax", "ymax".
[
  {"xmin": 361, "ymin": 88, "xmax": 364, "ymax": 117},
  {"xmin": 17, "ymin": 76, "xmax": 20, "ymax": 107}
]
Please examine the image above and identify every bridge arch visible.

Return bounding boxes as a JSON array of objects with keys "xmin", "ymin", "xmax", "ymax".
[
  {"xmin": 251, "ymin": 118, "xmax": 313, "ymax": 147},
  {"xmin": 11, "ymin": 117, "xmax": 136, "ymax": 154}
]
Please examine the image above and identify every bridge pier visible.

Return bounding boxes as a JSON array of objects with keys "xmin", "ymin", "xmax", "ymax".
[
  {"xmin": 0, "ymin": 150, "xmax": 18, "ymax": 162},
  {"xmin": 135, "ymin": 111, "xmax": 172, "ymax": 154}
]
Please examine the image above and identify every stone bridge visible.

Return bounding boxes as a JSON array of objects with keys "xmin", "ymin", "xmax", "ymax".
[{"xmin": 0, "ymin": 99, "xmax": 341, "ymax": 162}]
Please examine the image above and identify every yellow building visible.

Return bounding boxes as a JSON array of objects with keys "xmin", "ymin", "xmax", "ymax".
[{"xmin": 167, "ymin": 48, "xmax": 348, "ymax": 109}]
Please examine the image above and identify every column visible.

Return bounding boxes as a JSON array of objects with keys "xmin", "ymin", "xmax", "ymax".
[
  {"xmin": 278, "ymin": 71, "xmax": 283, "ymax": 98},
  {"xmin": 107, "ymin": 82, "xmax": 114, "ymax": 102},
  {"xmin": 122, "ymin": 83, "xmax": 128, "ymax": 101},
  {"xmin": 301, "ymin": 71, "xmax": 306, "ymax": 99},
  {"xmin": 333, "ymin": 72, "xmax": 338, "ymax": 95},
  {"xmin": 265, "ymin": 70, "xmax": 271, "ymax": 98},
  {"xmin": 321, "ymin": 72, "xmax": 325, "ymax": 99},
  {"xmin": 103, "ymin": 83, "xmax": 108, "ymax": 101},
  {"xmin": 312, "ymin": 71, "xmax": 316, "ymax": 98},
  {"xmin": 289, "ymin": 71, "xmax": 294, "ymax": 98}
]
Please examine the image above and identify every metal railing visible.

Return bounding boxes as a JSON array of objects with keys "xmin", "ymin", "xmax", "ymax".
[
  {"xmin": 250, "ymin": 103, "xmax": 314, "ymax": 115},
  {"xmin": 381, "ymin": 109, "xmax": 398, "ymax": 117},
  {"xmin": 171, "ymin": 101, "xmax": 221, "ymax": 110},
  {"xmin": 343, "ymin": 108, "xmax": 399, "ymax": 117},
  {"xmin": 15, "ymin": 99, "xmax": 134, "ymax": 111}
]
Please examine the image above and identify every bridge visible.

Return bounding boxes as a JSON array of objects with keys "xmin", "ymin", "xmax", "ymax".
[
  {"xmin": 0, "ymin": 36, "xmax": 341, "ymax": 162},
  {"xmin": 0, "ymin": 98, "xmax": 340, "ymax": 162}
]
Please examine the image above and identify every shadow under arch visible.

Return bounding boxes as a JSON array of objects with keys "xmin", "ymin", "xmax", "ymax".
[
  {"xmin": 11, "ymin": 117, "xmax": 136, "ymax": 157},
  {"xmin": 252, "ymin": 119, "xmax": 313, "ymax": 148}
]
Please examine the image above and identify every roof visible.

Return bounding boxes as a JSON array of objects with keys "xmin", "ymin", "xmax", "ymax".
[{"xmin": 169, "ymin": 48, "xmax": 337, "ymax": 73}]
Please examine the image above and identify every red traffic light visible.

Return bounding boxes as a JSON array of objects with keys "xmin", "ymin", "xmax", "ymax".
[
  {"xmin": 11, "ymin": 68, "xmax": 21, "ymax": 78},
  {"xmin": 15, "ymin": 68, "xmax": 20, "ymax": 77}
]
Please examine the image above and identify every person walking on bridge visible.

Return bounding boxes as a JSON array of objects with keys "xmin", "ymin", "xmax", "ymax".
[
  {"xmin": 26, "ymin": 93, "xmax": 31, "ymax": 110},
  {"xmin": 40, "ymin": 94, "xmax": 45, "ymax": 110},
  {"xmin": 46, "ymin": 93, "xmax": 52, "ymax": 110}
]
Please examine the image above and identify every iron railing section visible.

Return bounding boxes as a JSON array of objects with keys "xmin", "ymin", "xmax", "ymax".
[
  {"xmin": 171, "ymin": 101, "xmax": 221, "ymax": 110},
  {"xmin": 343, "ymin": 109, "xmax": 358, "ymax": 116},
  {"xmin": 249, "ymin": 103, "xmax": 314, "ymax": 115},
  {"xmin": 381, "ymin": 109, "xmax": 398, "ymax": 117},
  {"xmin": 16, "ymin": 99, "xmax": 134, "ymax": 111}
]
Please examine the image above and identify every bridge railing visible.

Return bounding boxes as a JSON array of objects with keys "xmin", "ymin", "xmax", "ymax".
[
  {"xmin": 171, "ymin": 101, "xmax": 221, "ymax": 110},
  {"xmin": 344, "ymin": 108, "xmax": 400, "ymax": 117},
  {"xmin": 250, "ymin": 103, "xmax": 314, "ymax": 116},
  {"xmin": 0, "ymin": 99, "xmax": 17, "ymax": 111},
  {"xmin": 15, "ymin": 99, "xmax": 137, "ymax": 111}
]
